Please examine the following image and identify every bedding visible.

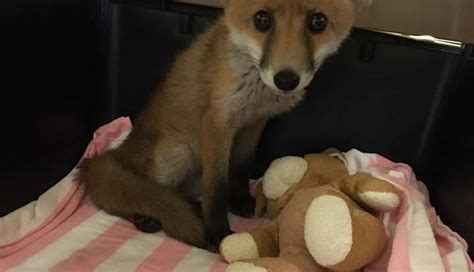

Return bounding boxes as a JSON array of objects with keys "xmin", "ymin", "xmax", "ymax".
[{"xmin": 0, "ymin": 117, "xmax": 471, "ymax": 271}]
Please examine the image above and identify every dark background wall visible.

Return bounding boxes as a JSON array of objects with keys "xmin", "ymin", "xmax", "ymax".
[
  {"xmin": 1, "ymin": 0, "xmax": 472, "ymax": 257},
  {"xmin": 1, "ymin": 0, "xmax": 97, "ymax": 215}
]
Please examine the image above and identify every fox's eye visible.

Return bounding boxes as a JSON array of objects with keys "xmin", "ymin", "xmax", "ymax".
[
  {"xmin": 307, "ymin": 12, "xmax": 328, "ymax": 34},
  {"xmin": 254, "ymin": 10, "xmax": 273, "ymax": 33}
]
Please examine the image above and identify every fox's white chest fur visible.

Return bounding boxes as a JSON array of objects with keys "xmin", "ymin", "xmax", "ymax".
[{"xmin": 220, "ymin": 54, "xmax": 306, "ymax": 127}]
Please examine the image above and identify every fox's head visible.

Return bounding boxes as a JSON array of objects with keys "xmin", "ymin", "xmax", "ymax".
[{"xmin": 223, "ymin": 0, "xmax": 364, "ymax": 94}]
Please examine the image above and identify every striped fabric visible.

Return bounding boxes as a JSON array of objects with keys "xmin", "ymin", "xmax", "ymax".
[
  {"xmin": 0, "ymin": 117, "xmax": 472, "ymax": 272},
  {"xmin": 0, "ymin": 117, "xmax": 265, "ymax": 272},
  {"xmin": 345, "ymin": 150, "xmax": 473, "ymax": 272}
]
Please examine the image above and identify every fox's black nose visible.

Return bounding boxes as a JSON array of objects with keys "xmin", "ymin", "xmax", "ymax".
[{"xmin": 274, "ymin": 70, "xmax": 300, "ymax": 92}]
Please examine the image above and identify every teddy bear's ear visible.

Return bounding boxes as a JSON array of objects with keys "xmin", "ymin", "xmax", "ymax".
[
  {"xmin": 254, "ymin": 182, "xmax": 267, "ymax": 217},
  {"xmin": 263, "ymin": 156, "xmax": 308, "ymax": 200},
  {"xmin": 322, "ymin": 148, "xmax": 342, "ymax": 155},
  {"xmin": 321, "ymin": 148, "xmax": 348, "ymax": 166}
]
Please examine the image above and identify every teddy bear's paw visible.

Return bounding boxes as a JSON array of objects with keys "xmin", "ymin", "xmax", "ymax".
[
  {"xmin": 358, "ymin": 191, "xmax": 400, "ymax": 212},
  {"xmin": 346, "ymin": 174, "xmax": 400, "ymax": 212},
  {"xmin": 263, "ymin": 156, "xmax": 308, "ymax": 200},
  {"xmin": 305, "ymin": 195, "xmax": 352, "ymax": 267},
  {"xmin": 226, "ymin": 262, "xmax": 267, "ymax": 272},
  {"xmin": 220, "ymin": 233, "xmax": 259, "ymax": 263}
]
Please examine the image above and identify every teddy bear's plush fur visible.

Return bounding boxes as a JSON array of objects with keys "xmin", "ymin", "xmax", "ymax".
[{"xmin": 220, "ymin": 149, "xmax": 400, "ymax": 272}]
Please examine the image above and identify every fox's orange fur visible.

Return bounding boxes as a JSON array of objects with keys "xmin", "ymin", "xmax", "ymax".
[{"xmin": 79, "ymin": 0, "xmax": 357, "ymax": 251}]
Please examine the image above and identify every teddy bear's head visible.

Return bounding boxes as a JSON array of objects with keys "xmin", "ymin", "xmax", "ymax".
[{"xmin": 255, "ymin": 148, "xmax": 349, "ymax": 218}]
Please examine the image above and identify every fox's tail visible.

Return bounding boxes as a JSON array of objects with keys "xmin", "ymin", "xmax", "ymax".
[{"xmin": 78, "ymin": 153, "xmax": 207, "ymax": 248}]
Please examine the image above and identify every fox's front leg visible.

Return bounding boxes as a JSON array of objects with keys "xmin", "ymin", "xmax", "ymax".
[
  {"xmin": 202, "ymin": 111, "xmax": 236, "ymax": 251},
  {"xmin": 229, "ymin": 120, "xmax": 267, "ymax": 218}
]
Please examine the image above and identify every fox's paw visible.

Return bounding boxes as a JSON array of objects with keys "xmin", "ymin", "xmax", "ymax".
[
  {"xmin": 220, "ymin": 233, "xmax": 259, "ymax": 263},
  {"xmin": 230, "ymin": 194, "xmax": 256, "ymax": 218},
  {"xmin": 133, "ymin": 214, "xmax": 162, "ymax": 233},
  {"xmin": 226, "ymin": 262, "xmax": 267, "ymax": 272},
  {"xmin": 206, "ymin": 227, "xmax": 234, "ymax": 253}
]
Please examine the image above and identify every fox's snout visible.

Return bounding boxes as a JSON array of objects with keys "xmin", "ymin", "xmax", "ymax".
[
  {"xmin": 259, "ymin": 58, "xmax": 317, "ymax": 94},
  {"xmin": 273, "ymin": 70, "xmax": 300, "ymax": 92}
]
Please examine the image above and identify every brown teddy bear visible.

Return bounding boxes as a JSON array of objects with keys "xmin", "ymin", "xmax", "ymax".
[{"xmin": 220, "ymin": 149, "xmax": 401, "ymax": 272}]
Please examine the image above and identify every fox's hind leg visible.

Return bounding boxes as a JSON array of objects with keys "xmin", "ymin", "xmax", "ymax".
[{"xmin": 133, "ymin": 214, "xmax": 163, "ymax": 233}]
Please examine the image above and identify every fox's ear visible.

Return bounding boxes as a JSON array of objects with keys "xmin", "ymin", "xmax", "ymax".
[
  {"xmin": 219, "ymin": 0, "xmax": 228, "ymax": 7},
  {"xmin": 353, "ymin": 0, "xmax": 372, "ymax": 7}
]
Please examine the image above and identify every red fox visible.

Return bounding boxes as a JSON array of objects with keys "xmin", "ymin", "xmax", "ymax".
[{"xmin": 79, "ymin": 0, "xmax": 360, "ymax": 251}]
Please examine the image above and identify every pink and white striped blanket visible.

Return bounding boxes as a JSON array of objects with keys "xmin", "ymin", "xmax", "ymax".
[{"xmin": 0, "ymin": 117, "xmax": 472, "ymax": 272}]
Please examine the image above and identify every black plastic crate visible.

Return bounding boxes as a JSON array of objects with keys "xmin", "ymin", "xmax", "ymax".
[
  {"xmin": 100, "ymin": 1, "xmax": 469, "ymax": 179},
  {"xmin": 96, "ymin": 0, "xmax": 474, "ymax": 255}
]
